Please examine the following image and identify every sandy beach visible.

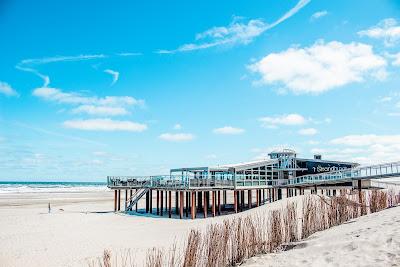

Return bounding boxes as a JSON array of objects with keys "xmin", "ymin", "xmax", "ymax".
[
  {"xmin": 244, "ymin": 204, "xmax": 400, "ymax": 267},
  {"xmin": 0, "ymin": 189, "xmax": 275, "ymax": 266},
  {"xmin": 0, "ymin": 188, "xmax": 399, "ymax": 267}
]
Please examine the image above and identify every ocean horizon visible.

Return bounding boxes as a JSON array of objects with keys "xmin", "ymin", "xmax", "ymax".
[{"xmin": 0, "ymin": 181, "xmax": 108, "ymax": 194}]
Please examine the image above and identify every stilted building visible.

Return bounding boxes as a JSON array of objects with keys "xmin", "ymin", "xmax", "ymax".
[{"xmin": 107, "ymin": 149, "xmax": 400, "ymax": 219}]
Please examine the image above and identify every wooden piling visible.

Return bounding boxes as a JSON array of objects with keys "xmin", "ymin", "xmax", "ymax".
[
  {"xmin": 262, "ymin": 189, "xmax": 265, "ymax": 204},
  {"xmin": 145, "ymin": 191, "xmax": 149, "ymax": 213},
  {"xmin": 129, "ymin": 190, "xmax": 133, "ymax": 210},
  {"xmin": 168, "ymin": 191, "xmax": 172, "ymax": 218},
  {"xmin": 160, "ymin": 191, "xmax": 164, "ymax": 216},
  {"xmin": 185, "ymin": 192, "xmax": 189, "ymax": 217},
  {"xmin": 223, "ymin": 190, "xmax": 227, "ymax": 209},
  {"xmin": 165, "ymin": 190, "xmax": 168, "ymax": 212},
  {"xmin": 248, "ymin": 190, "xmax": 252, "ymax": 208},
  {"xmin": 191, "ymin": 191, "xmax": 195, "ymax": 219},
  {"xmin": 157, "ymin": 190, "xmax": 159, "ymax": 215},
  {"xmin": 240, "ymin": 190, "xmax": 244, "ymax": 211},
  {"xmin": 203, "ymin": 191, "xmax": 207, "ymax": 218},
  {"xmin": 256, "ymin": 189, "xmax": 259, "ymax": 207},
  {"xmin": 125, "ymin": 190, "xmax": 128, "ymax": 211},
  {"xmin": 118, "ymin": 189, "xmax": 121, "ymax": 211},
  {"xmin": 179, "ymin": 191, "xmax": 184, "ymax": 219},
  {"xmin": 217, "ymin": 190, "xmax": 221, "ymax": 215},
  {"xmin": 234, "ymin": 190, "xmax": 238, "ymax": 213},
  {"xmin": 212, "ymin": 191, "xmax": 216, "ymax": 217},
  {"xmin": 114, "ymin": 190, "xmax": 117, "ymax": 211},
  {"xmin": 175, "ymin": 191, "xmax": 179, "ymax": 214}
]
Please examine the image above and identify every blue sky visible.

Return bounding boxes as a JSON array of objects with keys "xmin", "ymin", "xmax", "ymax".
[{"xmin": 1, "ymin": 0, "xmax": 400, "ymax": 181}]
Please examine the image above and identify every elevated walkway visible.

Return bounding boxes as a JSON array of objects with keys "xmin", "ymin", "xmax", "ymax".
[
  {"xmin": 108, "ymin": 161, "xmax": 400, "ymax": 190},
  {"xmin": 286, "ymin": 161, "xmax": 400, "ymax": 187}
]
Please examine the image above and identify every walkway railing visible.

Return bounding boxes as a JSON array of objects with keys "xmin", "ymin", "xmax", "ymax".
[
  {"xmin": 286, "ymin": 161, "xmax": 400, "ymax": 186},
  {"xmin": 107, "ymin": 161, "xmax": 400, "ymax": 189}
]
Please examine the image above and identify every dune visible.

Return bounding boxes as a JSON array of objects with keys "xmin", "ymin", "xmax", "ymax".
[{"xmin": 243, "ymin": 205, "xmax": 400, "ymax": 267}]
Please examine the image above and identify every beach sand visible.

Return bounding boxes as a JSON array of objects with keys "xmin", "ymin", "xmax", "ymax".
[
  {"xmin": 1, "ymin": 190, "xmax": 399, "ymax": 267},
  {"xmin": 0, "ymin": 190, "xmax": 283, "ymax": 266},
  {"xmin": 244, "ymin": 205, "xmax": 400, "ymax": 267}
]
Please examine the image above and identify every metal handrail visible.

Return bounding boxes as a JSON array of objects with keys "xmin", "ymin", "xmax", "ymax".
[{"xmin": 108, "ymin": 161, "xmax": 400, "ymax": 189}]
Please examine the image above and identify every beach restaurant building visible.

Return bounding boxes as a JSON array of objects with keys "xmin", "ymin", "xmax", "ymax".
[{"xmin": 107, "ymin": 149, "xmax": 361, "ymax": 219}]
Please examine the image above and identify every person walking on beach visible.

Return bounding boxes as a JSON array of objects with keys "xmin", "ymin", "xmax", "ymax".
[{"xmin": 48, "ymin": 202, "xmax": 51, "ymax": 213}]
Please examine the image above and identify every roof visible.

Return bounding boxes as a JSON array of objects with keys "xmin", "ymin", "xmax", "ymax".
[
  {"xmin": 214, "ymin": 158, "xmax": 279, "ymax": 171},
  {"xmin": 296, "ymin": 158, "xmax": 359, "ymax": 166}
]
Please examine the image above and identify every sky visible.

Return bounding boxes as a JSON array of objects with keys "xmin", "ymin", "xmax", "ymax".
[{"xmin": 1, "ymin": 0, "xmax": 400, "ymax": 181}]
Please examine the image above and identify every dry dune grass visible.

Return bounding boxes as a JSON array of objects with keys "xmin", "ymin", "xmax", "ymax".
[{"xmin": 93, "ymin": 189, "xmax": 400, "ymax": 267}]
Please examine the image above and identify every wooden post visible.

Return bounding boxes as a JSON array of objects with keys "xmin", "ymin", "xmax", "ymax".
[
  {"xmin": 160, "ymin": 191, "xmax": 164, "ymax": 216},
  {"xmin": 212, "ymin": 191, "xmax": 216, "ymax": 217},
  {"xmin": 223, "ymin": 190, "xmax": 227, "ymax": 209},
  {"xmin": 262, "ymin": 189, "xmax": 265, "ymax": 204},
  {"xmin": 203, "ymin": 191, "xmax": 207, "ymax": 218},
  {"xmin": 150, "ymin": 190, "xmax": 153, "ymax": 214},
  {"xmin": 114, "ymin": 190, "xmax": 117, "ymax": 211},
  {"xmin": 157, "ymin": 190, "xmax": 160, "ymax": 215},
  {"xmin": 145, "ymin": 191, "xmax": 149, "ymax": 213},
  {"xmin": 118, "ymin": 189, "xmax": 121, "ymax": 211},
  {"xmin": 135, "ymin": 189, "xmax": 138, "ymax": 212},
  {"xmin": 234, "ymin": 190, "xmax": 238, "ymax": 213},
  {"xmin": 256, "ymin": 189, "xmax": 259, "ymax": 207},
  {"xmin": 179, "ymin": 191, "xmax": 184, "ymax": 219},
  {"xmin": 198, "ymin": 191, "xmax": 202, "ymax": 212},
  {"xmin": 240, "ymin": 190, "xmax": 244, "ymax": 211},
  {"xmin": 125, "ymin": 190, "xmax": 128, "ymax": 211},
  {"xmin": 175, "ymin": 191, "xmax": 179, "ymax": 214},
  {"xmin": 191, "ymin": 192, "xmax": 195, "ymax": 219},
  {"xmin": 206, "ymin": 191, "xmax": 210, "ymax": 210},
  {"xmin": 168, "ymin": 191, "xmax": 172, "ymax": 218},
  {"xmin": 165, "ymin": 190, "xmax": 168, "ymax": 212},
  {"xmin": 217, "ymin": 190, "xmax": 221, "ymax": 215},
  {"xmin": 248, "ymin": 190, "xmax": 252, "ymax": 209},
  {"xmin": 185, "ymin": 192, "xmax": 189, "ymax": 217},
  {"xmin": 129, "ymin": 190, "xmax": 133, "ymax": 211}
]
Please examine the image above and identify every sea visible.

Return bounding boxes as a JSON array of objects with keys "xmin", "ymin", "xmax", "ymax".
[{"xmin": 0, "ymin": 181, "xmax": 108, "ymax": 194}]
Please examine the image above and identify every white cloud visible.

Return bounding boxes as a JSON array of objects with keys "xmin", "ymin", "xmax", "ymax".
[
  {"xmin": 331, "ymin": 134, "xmax": 400, "ymax": 147},
  {"xmin": 213, "ymin": 126, "xmax": 245, "ymax": 135},
  {"xmin": 15, "ymin": 65, "xmax": 50, "ymax": 87},
  {"xmin": 387, "ymin": 52, "xmax": 400, "ymax": 66},
  {"xmin": 259, "ymin": 113, "xmax": 306, "ymax": 128},
  {"xmin": 33, "ymin": 87, "xmax": 143, "ymax": 107},
  {"xmin": 205, "ymin": 154, "xmax": 217, "ymax": 159},
  {"xmin": 71, "ymin": 105, "xmax": 129, "ymax": 116},
  {"xmin": 63, "ymin": 118, "xmax": 147, "ymax": 132},
  {"xmin": 0, "ymin": 81, "xmax": 19, "ymax": 97},
  {"xmin": 310, "ymin": 10, "xmax": 328, "ymax": 21},
  {"xmin": 16, "ymin": 54, "xmax": 106, "ymax": 87},
  {"xmin": 298, "ymin": 128, "xmax": 318, "ymax": 136},
  {"xmin": 248, "ymin": 40, "xmax": 387, "ymax": 94},
  {"xmin": 116, "ymin": 52, "xmax": 142, "ymax": 57},
  {"xmin": 378, "ymin": 96, "xmax": 392, "ymax": 102},
  {"xmin": 358, "ymin": 18, "xmax": 400, "ymax": 47},
  {"xmin": 104, "ymin": 69, "xmax": 120, "ymax": 85},
  {"xmin": 158, "ymin": 0, "xmax": 310, "ymax": 53},
  {"xmin": 173, "ymin": 124, "xmax": 182, "ymax": 130},
  {"xmin": 20, "ymin": 54, "xmax": 106, "ymax": 65},
  {"xmin": 306, "ymin": 140, "xmax": 320, "ymax": 145},
  {"xmin": 159, "ymin": 133, "xmax": 195, "ymax": 142},
  {"xmin": 327, "ymin": 134, "xmax": 400, "ymax": 164}
]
